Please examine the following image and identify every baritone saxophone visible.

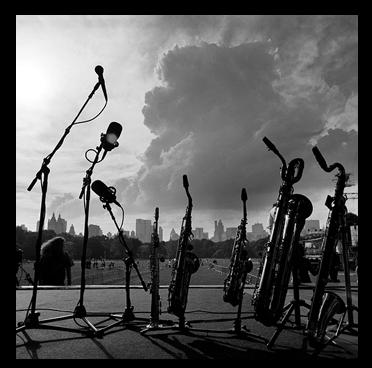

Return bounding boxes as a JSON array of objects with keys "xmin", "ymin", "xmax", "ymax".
[{"xmin": 305, "ymin": 147, "xmax": 347, "ymax": 348}]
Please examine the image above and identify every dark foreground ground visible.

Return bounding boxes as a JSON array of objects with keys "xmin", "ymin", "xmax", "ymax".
[{"xmin": 16, "ymin": 281, "xmax": 358, "ymax": 359}]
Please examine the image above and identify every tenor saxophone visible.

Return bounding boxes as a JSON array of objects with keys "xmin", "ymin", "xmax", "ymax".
[
  {"xmin": 305, "ymin": 147, "xmax": 347, "ymax": 348},
  {"xmin": 147, "ymin": 207, "xmax": 161, "ymax": 328},
  {"xmin": 168, "ymin": 175, "xmax": 200, "ymax": 322},
  {"xmin": 223, "ymin": 188, "xmax": 253, "ymax": 307},
  {"xmin": 252, "ymin": 137, "xmax": 305, "ymax": 326}
]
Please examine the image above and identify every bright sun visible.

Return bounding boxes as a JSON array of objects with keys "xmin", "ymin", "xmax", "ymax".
[{"xmin": 16, "ymin": 61, "xmax": 51, "ymax": 108}]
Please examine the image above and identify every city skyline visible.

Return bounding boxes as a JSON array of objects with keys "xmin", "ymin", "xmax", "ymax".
[
  {"xmin": 17, "ymin": 16, "xmax": 358, "ymax": 240},
  {"xmin": 23, "ymin": 212, "xmax": 328, "ymax": 242}
]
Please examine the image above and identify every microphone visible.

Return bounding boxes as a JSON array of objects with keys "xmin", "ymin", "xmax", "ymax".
[
  {"xmin": 95, "ymin": 65, "xmax": 108, "ymax": 101},
  {"xmin": 101, "ymin": 122, "xmax": 122, "ymax": 151},
  {"xmin": 91, "ymin": 180, "xmax": 121, "ymax": 207}
]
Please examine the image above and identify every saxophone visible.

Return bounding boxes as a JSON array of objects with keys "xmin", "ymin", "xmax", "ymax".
[
  {"xmin": 267, "ymin": 193, "xmax": 313, "ymax": 322},
  {"xmin": 168, "ymin": 175, "xmax": 200, "ymax": 322},
  {"xmin": 146, "ymin": 207, "xmax": 161, "ymax": 328},
  {"xmin": 252, "ymin": 137, "xmax": 305, "ymax": 326},
  {"xmin": 305, "ymin": 146, "xmax": 347, "ymax": 348},
  {"xmin": 223, "ymin": 188, "xmax": 253, "ymax": 307}
]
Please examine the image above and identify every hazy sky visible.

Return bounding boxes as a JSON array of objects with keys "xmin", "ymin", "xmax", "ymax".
[{"xmin": 16, "ymin": 15, "xmax": 358, "ymax": 239}]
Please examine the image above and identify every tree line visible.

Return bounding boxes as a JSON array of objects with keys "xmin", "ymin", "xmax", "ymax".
[
  {"xmin": 16, "ymin": 226, "xmax": 265, "ymax": 260},
  {"xmin": 16, "ymin": 212, "xmax": 357, "ymax": 261}
]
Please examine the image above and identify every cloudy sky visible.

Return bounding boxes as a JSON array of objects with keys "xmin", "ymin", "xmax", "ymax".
[{"xmin": 16, "ymin": 15, "xmax": 358, "ymax": 239}]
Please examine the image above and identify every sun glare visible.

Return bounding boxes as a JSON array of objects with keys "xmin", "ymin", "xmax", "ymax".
[{"xmin": 16, "ymin": 61, "xmax": 51, "ymax": 108}]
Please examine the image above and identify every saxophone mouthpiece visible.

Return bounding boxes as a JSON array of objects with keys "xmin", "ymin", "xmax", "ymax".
[
  {"xmin": 155, "ymin": 207, "xmax": 159, "ymax": 220},
  {"xmin": 241, "ymin": 188, "xmax": 247, "ymax": 202},
  {"xmin": 183, "ymin": 174, "xmax": 189, "ymax": 189}
]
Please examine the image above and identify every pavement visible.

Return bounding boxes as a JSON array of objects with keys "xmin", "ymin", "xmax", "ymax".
[{"xmin": 16, "ymin": 283, "xmax": 358, "ymax": 359}]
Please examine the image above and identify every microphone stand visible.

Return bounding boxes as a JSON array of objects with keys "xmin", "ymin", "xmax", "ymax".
[
  {"xmin": 93, "ymin": 201, "xmax": 150, "ymax": 336},
  {"xmin": 16, "ymin": 80, "xmax": 103, "ymax": 335}
]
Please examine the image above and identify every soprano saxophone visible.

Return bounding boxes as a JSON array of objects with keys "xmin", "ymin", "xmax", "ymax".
[
  {"xmin": 305, "ymin": 147, "xmax": 347, "ymax": 348},
  {"xmin": 146, "ymin": 207, "xmax": 161, "ymax": 329},
  {"xmin": 168, "ymin": 175, "xmax": 200, "ymax": 325},
  {"xmin": 252, "ymin": 137, "xmax": 305, "ymax": 326},
  {"xmin": 223, "ymin": 188, "xmax": 253, "ymax": 307}
]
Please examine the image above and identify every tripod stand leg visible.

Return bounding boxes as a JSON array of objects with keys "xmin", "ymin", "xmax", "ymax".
[{"xmin": 267, "ymin": 303, "xmax": 295, "ymax": 349}]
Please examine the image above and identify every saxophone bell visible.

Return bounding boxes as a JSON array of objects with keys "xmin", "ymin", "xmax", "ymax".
[{"xmin": 306, "ymin": 292, "xmax": 346, "ymax": 348}]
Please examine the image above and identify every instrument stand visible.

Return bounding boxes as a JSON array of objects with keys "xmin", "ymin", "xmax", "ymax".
[
  {"xmin": 92, "ymin": 202, "xmax": 149, "ymax": 336},
  {"xmin": 16, "ymin": 81, "xmax": 105, "ymax": 336},
  {"xmin": 179, "ymin": 286, "xmax": 265, "ymax": 344},
  {"xmin": 267, "ymin": 265, "xmax": 311, "ymax": 349},
  {"xmin": 324, "ymin": 221, "xmax": 358, "ymax": 345}
]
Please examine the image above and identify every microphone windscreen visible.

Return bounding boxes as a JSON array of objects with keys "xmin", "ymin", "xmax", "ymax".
[
  {"xmin": 106, "ymin": 122, "xmax": 122, "ymax": 139},
  {"xmin": 241, "ymin": 188, "xmax": 247, "ymax": 202},
  {"xmin": 95, "ymin": 65, "xmax": 104, "ymax": 75},
  {"xmin": 91, "ymin": 180, "xmax": 116, "ymax": 203}
]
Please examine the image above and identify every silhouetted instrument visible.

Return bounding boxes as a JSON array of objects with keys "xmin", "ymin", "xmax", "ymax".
[
  {"xmin": 305, "ymin": 146, "xmax": 347, "ymax": 348},
  {"xmin": 146, "ymin": 207, "xmax": 162, "ymax": 328},
  {"xmin": 252, "ymin": 137, "xmax": 306, "ymax": 326},
  {"xmin": 168, "ymin": 175, "xmax": 200, "ymax": 326},
  {"xmin": 223, "ymin": 188, "xmax": 253, "ymax": 307}
]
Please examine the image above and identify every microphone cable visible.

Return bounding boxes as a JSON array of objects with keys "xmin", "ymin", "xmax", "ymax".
[{"xmin": 73, "ymin": 99, "xmax": 108, "ymax": 126}]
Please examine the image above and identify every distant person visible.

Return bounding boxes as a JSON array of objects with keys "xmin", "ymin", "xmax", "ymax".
[
  {"xmin": 16, "ymin": 244, "xmax": 23, "ymax": 286},
  {"xmin": 293, "ymin": 242, "xmax": 316, "ymax": 283},
  {"xmin": 267, "ymin": 202, "xmax": 278, "ymax": 236},
  {"xmin": 39, "ymin": 236, "xmax": 74, "ymax": 286},
  {"xmin": 329, "ymin": 240, "xmax": 342, "ymax": 282}
]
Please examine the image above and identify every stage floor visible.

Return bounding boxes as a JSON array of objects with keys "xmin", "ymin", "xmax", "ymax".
[{"xmin": 16, "ymin": 285, "xmax": 358, "ymax": 359}]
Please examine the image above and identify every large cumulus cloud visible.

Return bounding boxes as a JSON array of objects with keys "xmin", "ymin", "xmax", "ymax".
[{"xmin": 117, "ymin": 31, "xmax": 357, "ymax": 217}]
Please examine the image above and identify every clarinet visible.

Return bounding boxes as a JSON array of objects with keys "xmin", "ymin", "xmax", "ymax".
[
  {"xmin": 168, "ymin": 175, "xmax": 200, "ymax": 325},
  {"xmin": 147, "ymin": 207, "xmax": 161, "ymax": 327},
  {"xmin": 305, "ymin": 147, "xmax": 347, "ymax": 347}
]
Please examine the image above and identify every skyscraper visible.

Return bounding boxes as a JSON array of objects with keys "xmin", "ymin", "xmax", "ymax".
[
  {"xmin": 212, "ymin": 220, "xmax": 225, "ymax": 242},
  {"xmin": 69, "ymin": 224, "xmax": 76, "ymax": 236},
  {"xmin": 170, "ymin": 228, "xmax": 180, "ymax": 241},
  {"xmin": 159, "ymin": 226, "xmax": 163, "ymax": 242},
  {"xmin": 47, "ymin": 213, "xmax": 67, "ymax": 234},
  {"xmin": 226, "ymin": 227, "xmax": 237, "ymax": 240},
  {"xmin": 136, "ymin": 219, "xmax": 152, "ymax": 243}
]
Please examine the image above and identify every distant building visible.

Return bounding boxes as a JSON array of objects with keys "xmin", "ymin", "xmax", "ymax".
[
  {"xmin": 130, "ymin": 230, "xmax": 136, "ymax": 238},
  {"xmin": 69, "ymin": 224, "xmax": 76, "ymax": 236},
  {"xmin": 159, "ymin": 226, "xmax": 163, "ymax": 242},
  {"xmin": 88, "ymin": 224, "xmax": 103, "ymax": 237},
  {"xmin": 212, "ymin": 220, "xmax": 226, "ymax": 242},
  {"xmin": 226, "ymin": 227, "xmax": 237, "ymax": 240},
  {"xmin": 193, "ymin": 227, "xmax": 204, "ymax": 240},
  {"xmin": 251, "ymin": 223, "xmax": 268, "ymax": 240},
  {"xmin": 170, "ymin": 228, "xmax": 180, "ymax": 241},
  {"xmin": 123, "ymin": 230, "xmax": 130, "ymax": 237},
  {"xmin": 136, "ymin": 219, "xmax": 152, "ymax": 243},
  {"xmin": 47, "ymin": 213, "xmax": 67, "ymax": 234},
  {"xmin": 20, "ymin": 224, "xmax": 28, "ymax": 232},
  {"xmin": 202, "ymin": 232, "xmax": 209, "ymax": 239},
  {"xmin": 301, "ymin": 219, "xmax": 321, "ymax": 236}
]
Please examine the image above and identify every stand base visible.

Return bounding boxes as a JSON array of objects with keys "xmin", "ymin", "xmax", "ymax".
[
  {"xmin": 16, "ymin": 305, "xmax": 114, "ymax": 338},
  {"xmin": 267, "ymin": 299, "xmax": 311, "ymax": 349}
]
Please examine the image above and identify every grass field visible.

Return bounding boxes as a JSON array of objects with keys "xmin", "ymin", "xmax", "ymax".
[
  {"xmin": 17, "ymin": 258, "xmax": 253, "ymax": 286},
  {"xmin": 16, "ymin": 258, "xmax": 357, "ymax": 287}
]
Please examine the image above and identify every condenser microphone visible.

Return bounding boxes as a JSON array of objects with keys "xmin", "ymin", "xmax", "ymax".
[
  {"xmin": 102, "ymin": 122, "xmax": 122, "ymax": 151},
  {"xmin": 95, "ymin": 65, "xmax": 108, "ymax": 101},
  {"xmin": 91, "ymin": 180, "xmax": 121, "ymax": 207}
]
